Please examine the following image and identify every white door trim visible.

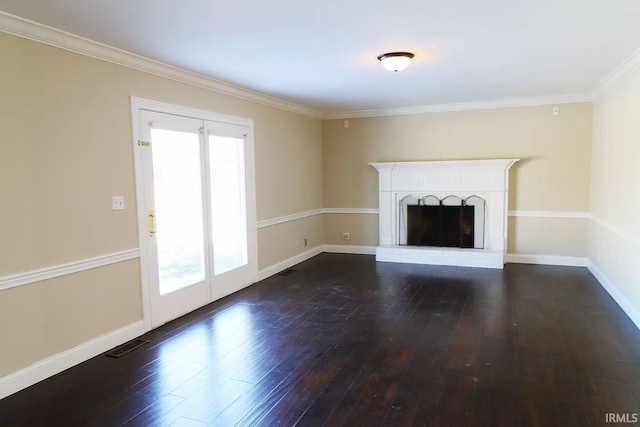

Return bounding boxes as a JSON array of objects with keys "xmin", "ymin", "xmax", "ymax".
[{"xmin": 130, "ymin": 96, "xmax": 258, "ymax": 332}]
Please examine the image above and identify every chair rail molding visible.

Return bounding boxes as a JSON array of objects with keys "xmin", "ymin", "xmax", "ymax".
[{"xmin": 0, "ymin": 249, "xmax": 141, "ymax": 291}]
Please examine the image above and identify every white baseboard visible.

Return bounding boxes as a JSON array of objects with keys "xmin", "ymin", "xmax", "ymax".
[
  {"xmin": 322, "ymin": 244, "xmax": 377, "ymax": 255},
  {"xmin": 587, "ymin": 261, "xmax": 640, "ymax": 330},
  {"xmin": 0, "ymin": 320, "xmax": 145, "ymax": 400},
  {"xmin": 256, "ymin": 244, "xmax": 376, "ymax": 281},
  {"xmin": 506, "ymin": 253, "xmax": 588, "ymax": 267},
  {"xmin": 256, "ymin": 246, "xmax": 324, "ymax": 281}
]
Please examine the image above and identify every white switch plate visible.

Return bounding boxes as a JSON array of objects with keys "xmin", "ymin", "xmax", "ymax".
[
  {"xmin": 552, "ymin": 106, "xmax": 560, "ymax": 116},
  {"xmin": 112, "ymin": 196, "xmax": 125, "ymax": 210}
]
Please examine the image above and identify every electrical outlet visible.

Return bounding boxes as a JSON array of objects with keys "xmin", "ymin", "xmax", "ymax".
[
  {"xmin": 342, "ymin": 232, "xmax": 350, "ymax": 241},
  {"xmin": 112, "ymin": 196, "xmax": 125, "ymax": 210},
  {"xmin": 296, "ymin": 241, "xmax": 300, "ymax": 249}
]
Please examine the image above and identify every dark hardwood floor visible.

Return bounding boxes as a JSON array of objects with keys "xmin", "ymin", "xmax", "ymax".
[{"xmin": 1, "ymin": 253, "xmax": 640, "ymax": 426}]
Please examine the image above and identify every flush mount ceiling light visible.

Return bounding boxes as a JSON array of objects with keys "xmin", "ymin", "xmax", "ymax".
[{"xmin": 377, "ymin": 52, "xmax": 415, "ymax": 72}]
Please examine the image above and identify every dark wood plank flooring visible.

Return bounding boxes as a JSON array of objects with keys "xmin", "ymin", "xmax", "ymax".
[{"xmin": 1, "ymin": 254, "xmax": 640, "ymax": 426}]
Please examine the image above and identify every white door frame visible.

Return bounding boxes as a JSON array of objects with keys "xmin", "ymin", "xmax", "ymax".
[{"xmin": 130, "ymin": 97, "xmax": 258, "ymax": 332}]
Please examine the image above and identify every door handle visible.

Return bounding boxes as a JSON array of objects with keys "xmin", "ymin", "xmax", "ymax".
[{"xmin": 148, "ymin": 210, "xmax": 156, "ymax": 237}]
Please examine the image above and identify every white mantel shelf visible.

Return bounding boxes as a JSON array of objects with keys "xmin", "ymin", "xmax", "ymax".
[
  {"xmin": 369, "ymin": 159, "xmax": 519, "ymax": 269},
  {"xmin": 369, "ymin": 159, "xmax": 519, "ymax": 168}
]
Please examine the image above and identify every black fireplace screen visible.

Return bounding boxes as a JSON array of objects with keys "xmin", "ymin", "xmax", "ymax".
[{"xmin": 399, "ymin": 195, "xmax": 486, "ymax": 249}]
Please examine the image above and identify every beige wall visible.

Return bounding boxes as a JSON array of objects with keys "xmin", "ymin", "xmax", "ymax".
[
  {"xmin": 258, "ymin": 215, "xmax": 324, "ymax": 269},
  {"xmin": 324, "ymin": 213, "xmax": 379, "ymax": 247},
  {"xmin": 508, "ymin": 217, "xmax": 588, "ymax": 257},
  {"xmin": 322, "ymin": 104, "xmax": 593, "ymax": 255},
  {"xmin": 0, "ymin": 33, "xmax": 323, "ymax": 276},
  {"xmin": 0, "ymin": 260, "xmax": 142, "ymax": 376},
  {"xmin": 589, "ymin": 66, "xmax": 640, "ymax": 316},
  {"xmin": 0, "ymin": 33, "xmax": 323, "ymax": 376}
]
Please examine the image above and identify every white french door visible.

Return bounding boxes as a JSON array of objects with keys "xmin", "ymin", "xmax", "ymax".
[
  {"xmin": 204, "ymin": 120, "xmax": 255, "ymax": 300},
  {"xmin": 135, "ymin": 103, "xmax": 257, "ymax": 329}
]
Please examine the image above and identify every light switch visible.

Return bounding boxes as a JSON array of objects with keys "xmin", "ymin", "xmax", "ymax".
[{"xmin": 112, "ymin": 196, "xmax": 125, "ymax": 210}]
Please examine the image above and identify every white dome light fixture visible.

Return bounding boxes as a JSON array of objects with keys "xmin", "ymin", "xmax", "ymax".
[{"xmin": 377, "ymin": 52, "xmax": 415, "ymax": 72}]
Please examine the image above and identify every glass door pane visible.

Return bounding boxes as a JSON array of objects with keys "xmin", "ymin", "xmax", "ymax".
[
  {"xmin": 151, "ymin": 128, "xmax": 206, "ymax": 294},
  {"xmin": 208, "ymin": 134, "xmax": 247, "ymax": 275}
]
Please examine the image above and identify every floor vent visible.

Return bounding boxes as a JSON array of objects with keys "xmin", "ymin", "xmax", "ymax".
[
  {"xmin": 106, "ymin": 339, "xmax": 149, "ymax": 358},
  {"xmin": 278, "ymin": 268, "xmax": 297, "ymax": 276}
]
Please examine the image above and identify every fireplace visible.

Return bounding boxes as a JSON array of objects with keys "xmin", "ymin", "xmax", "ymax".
[
  {"xmin": 369, "ymin": 159, "xmax": 518, "ymax": 269},
  {"xmin": 400, "ymin": 195, "xmax": 485, "ymax": 249}
]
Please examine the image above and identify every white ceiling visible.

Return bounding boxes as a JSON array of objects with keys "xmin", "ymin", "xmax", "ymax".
[{"xmin": 2, "ymin": 0, "xmax": 640, "ymax": 115}]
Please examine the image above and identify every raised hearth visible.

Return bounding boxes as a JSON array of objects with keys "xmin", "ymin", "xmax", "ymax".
[{"xmin": 369, "ymin": 159, "xmax": 518, "ymax": 269}]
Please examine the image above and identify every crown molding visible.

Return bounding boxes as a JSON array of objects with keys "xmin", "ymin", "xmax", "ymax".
[
  {"xmin": 591, "ymin": 46, "xmax": 640, "ymax": 100},
  {"xmin": 0, "ymin": 11, "xmax": 323, "ymax": 120},
  {"xmin": 327, "ymin": 46, "xmax": 640, "ymax": 120},
  {"xmin": 3, "ymin": 10, "xmax": 640, "ymax": 121},
  {"xmin": 323, "ymin": 93, "xmax": 593, "ymax": 120}
]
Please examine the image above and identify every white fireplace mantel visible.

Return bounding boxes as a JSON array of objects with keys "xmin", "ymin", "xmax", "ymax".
[{"xmin": 369, "ymin": 159, "xmax": 519, "ymax": 269}]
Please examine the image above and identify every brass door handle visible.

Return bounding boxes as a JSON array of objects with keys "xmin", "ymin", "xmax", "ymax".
[{"xmin": 148, "ymin": 210, "xmax": 156, "ymax": 237}]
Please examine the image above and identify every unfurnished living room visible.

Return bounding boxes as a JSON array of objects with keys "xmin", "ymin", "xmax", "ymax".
[{"xmin": 1, "ymin": 1, "xmax": 640, "ymax": 426}]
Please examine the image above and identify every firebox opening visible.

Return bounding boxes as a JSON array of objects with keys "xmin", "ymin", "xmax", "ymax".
[{"xmin": 399, "ymin": 195, "xmax": 486, "ymax": 249}]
